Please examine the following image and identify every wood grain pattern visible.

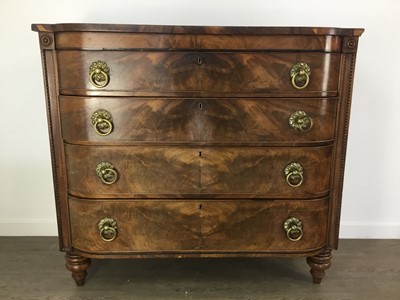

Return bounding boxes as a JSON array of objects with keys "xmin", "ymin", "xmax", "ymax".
[
  {"xmin": 54, "ymin": 32, "xmax": 342, "ymax": 51},
  {"xmin": 200, "ymin": 147, "xmax": 331, "ymax": 197},
  {"xmin": 57, "ymin": 51, "xmax": 340, "ymax": 97},
  {"xmin": 60, "ymin": 96, "xmax": 337, "ymax": 144},
  {"xmin": 69, "ymin": 197, "xmax": 328, "ymax": 254},
  {"xmin": 65, "ymin": 144, "xmax": 331, "ymax": 199}
]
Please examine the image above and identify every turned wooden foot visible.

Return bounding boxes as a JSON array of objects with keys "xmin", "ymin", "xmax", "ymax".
[
  {"xmin": 65, "ymin": 252, "xmax": 91, "ymax": 286},
  {"xmin": 306, "ymin": 248, "xmax": 332, "ymax": 284}
]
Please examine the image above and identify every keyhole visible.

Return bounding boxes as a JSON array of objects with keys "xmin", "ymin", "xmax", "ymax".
[
  {"xmin": 199, "ymin": 151, "xmax": 202, "ymax": 157},
  {"xmin": 199, "ymin": 204, "xmax": 202, "ymax": 210},
  {"xmin": 198, "ymin": 102, "xmax": 203, "ymax": 110},
  {"xmin": 197, "ymin": 56, "xmax": 203, "ymax": 65}
]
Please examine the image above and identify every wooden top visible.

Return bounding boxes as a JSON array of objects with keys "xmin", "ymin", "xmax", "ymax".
[{"xmin": 31, "ymin": 23, "xmax": 364, "ymax": 36}]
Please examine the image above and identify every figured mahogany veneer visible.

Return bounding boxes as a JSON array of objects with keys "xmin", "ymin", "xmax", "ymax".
[
  {"xmin": 69, "ymin": 197, "xmax": 329, "ymax": 254},
  {"xmin": 60, "ymin": 97, "xmax": 337, "ymax": 144},
  {"xmin": 57, "ymin": 51, "xmax": 340, "ymax": 97},
  {"xmin": 65, "ymin": 144, "xmax": 331, "ymax": 199},
  {"xmin": 32, "ymin": 23, "xmax": 363, "ymax": 286}
]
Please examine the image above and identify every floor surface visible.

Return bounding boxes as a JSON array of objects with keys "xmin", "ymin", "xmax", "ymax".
[{"xmin": 0, "ymin": 238, "xmax": 399, "ymax": 299}]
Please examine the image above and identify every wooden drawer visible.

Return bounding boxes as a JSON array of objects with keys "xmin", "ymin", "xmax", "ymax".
[
  {"xmin": 57, "ymin": 51, "xmax": 340, "ymax": 97},
  {"xmin": 65, "ymin": 144, "xmax": 331, "ymax": 199},
  {"xmin": 69, "ymin": 197, "xmax": 329, "ymax": 254},
  {"xmin": 55, "ymin": 31, "xmax": 342, "ymax": 52},
  {"xmin": 60, "ymin": 96, "xmax": 336, "ymax": 144}
]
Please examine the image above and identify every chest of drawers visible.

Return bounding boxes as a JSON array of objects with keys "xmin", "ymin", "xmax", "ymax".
[{"xmin": 32, "ymin": 24, "xmax": 363, "ymax": 285}]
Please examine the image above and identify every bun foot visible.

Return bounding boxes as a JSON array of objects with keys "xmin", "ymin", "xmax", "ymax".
[
  {"xmin": 306, "ymin": 248, "xmax": 332, "ymax": 284},
  {"xmin": 65, "ymin": 252, "xmax": 91, "ymax": 286}
]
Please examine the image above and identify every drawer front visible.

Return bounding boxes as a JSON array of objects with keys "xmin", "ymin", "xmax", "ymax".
[
  {"xmin": 55, "ymin": 32, "xmax": 342, "ymax": 52},
  {"xmin": 69, "ymin": 197, "xmax": 328, "ymax": 254},
  {"xmin": 65, "ymin": 144, "xmax": 331, "ymax": 199},
  {"xmin": 57, "ymin": 51, "xmax": 340, "ymax": 96},
  {"xmin": 60, "ymin": 96, "xmax": 336, "ymax": 144}
]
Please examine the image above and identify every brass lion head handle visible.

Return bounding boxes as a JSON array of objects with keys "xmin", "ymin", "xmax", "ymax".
[
  {"xmin": 89, "ymin": 61, "xmax": 110, "ymax": 88},
  {"xmin": 284, "ymin": 162, "xmax": 304, "ymax": 188},
  {"xmin": 91, "ymin": 109, "xmax": 113, "ymax": 136},
  {"xmin": 283, "ymin": 217, "xmax": 303, "ymax": 241},
  {"xmin": 290, "ymin": 62, "xmax": 311, "ymax": 89},
  {"xmin": 96, "ymin": 161, "xmax": 118, "ymax": 185},
  {"xmin": 98, "ymin": 218, "xmax": 118, "ymax": 242},
  {"xmin": 289, "ymin": 111, "xmax": 313, "ymax": 132}
]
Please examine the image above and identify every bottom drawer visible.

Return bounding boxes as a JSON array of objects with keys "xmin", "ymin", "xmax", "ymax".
[{"xmin": 69, "ymin": 197, "xmax": 328, "ymax": 254}]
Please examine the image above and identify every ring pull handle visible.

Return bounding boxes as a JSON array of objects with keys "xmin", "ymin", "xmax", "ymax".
[
  {"xmin": 98, "ymin": 218, "xmax": 118, "ymax": 242},
  {"xmin": 89, "ymin": 61, "xmax": 110, "ymax": 88},
  {"xmin": 289, "ymin": 111, "xmax": 313, "ymax": 132},
  {"xmin": 284, "ymin": 162, "xmax": 304, "ymax": 188},
  {"xmin": 91, "ymin": 109, "xmax": 113, "ymax": 136},
  {"xmin": 284, "ymin": 217, "xmax": 303, "ymax": 241},
  {"xmin": 290, "ymin": 62, "xmax": 311, "ymax": 89},
  {"xmin": 96, "ymin": 161, "xmax": 118, "ymax": 185}
]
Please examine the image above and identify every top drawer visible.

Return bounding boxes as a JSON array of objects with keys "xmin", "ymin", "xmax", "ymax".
[{"xmin": 57, "ymin": 51, "xmax": 340, "ymax": 97}]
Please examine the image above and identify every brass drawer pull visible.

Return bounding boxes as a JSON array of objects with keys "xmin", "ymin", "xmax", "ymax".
[
  {"xmin": 284, "ymin": 217, "xmax": 303, "ymax": 241},
  {"xmin": 290, "ymin": 62, "xmax": 311, "ymax": 89},
  {"xmin": 284, "ymin": 162, "xmax": 304, "ymax": 187},
  {"xmin": 91, "ymin": 109, "xmax": 113, "ymax": 136},
  {"xmin": 96, "ymin": 162, "xmax": 118, "ymax": 185},
  {"xmin": 89, "ymin": 61, "xmax": 110, "ymax": 88},
  {"xmin": 98, "ymin": 218, "xmax": 118, "ymax": 242},
  {"xmin": 289, "ymin": 111, "xmax": 313, "ymax": 132}
]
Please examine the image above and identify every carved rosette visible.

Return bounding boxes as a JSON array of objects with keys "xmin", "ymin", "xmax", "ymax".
[
  {"xmin": 343, "ymin": 37, "xmax": 358, "ymax": 53},
  {"xmin": 39, "ymin": 33, "xmax": 54, "ymax": 49}
]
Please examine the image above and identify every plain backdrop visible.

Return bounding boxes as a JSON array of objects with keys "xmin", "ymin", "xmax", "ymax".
[{"xmin": 1, "ymin": 0, "xmax": 399, "ymax": 238}]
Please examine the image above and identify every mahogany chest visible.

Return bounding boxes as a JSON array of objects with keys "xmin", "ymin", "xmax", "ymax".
[{"xmin": 32, "ymin": 24, "xmax": 363, "ymax": 285}]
